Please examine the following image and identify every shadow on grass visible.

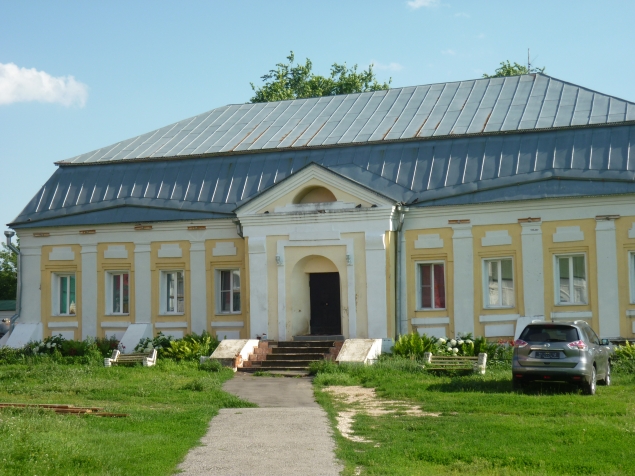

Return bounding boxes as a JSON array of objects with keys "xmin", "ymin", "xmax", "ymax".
[{"xmin": 427, "ymin": 377, "xmax": 583, "ymax": 395}]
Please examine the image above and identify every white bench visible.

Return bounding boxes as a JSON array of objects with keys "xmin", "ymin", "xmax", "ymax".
[
  {"xmin": 104, "ymin": 349, "xmax": 157, "ymax": 367},
  {"xmin": 423, "ymin": 352, "xmax": 487, "ymax": 374}
]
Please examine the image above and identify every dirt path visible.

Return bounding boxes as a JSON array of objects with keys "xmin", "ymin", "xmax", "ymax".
[{"xmin": 177, "ymin": 374, "xmax": 342, "ymax": 476}]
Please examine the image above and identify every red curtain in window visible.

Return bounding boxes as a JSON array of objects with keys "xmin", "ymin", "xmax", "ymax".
[
  {"xmin": 434, "ymin": 264, "xmax": 445, "ymax": 309},
  {"xmin": 420, "ymin": 264, "xmax": 432, "ymax": 308}
]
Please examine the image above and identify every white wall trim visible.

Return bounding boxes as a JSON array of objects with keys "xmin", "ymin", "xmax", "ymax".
[
  {"xmin": 481, "ymin": 230, "xmax": 512, "ymax": 247},
  {"xmin": 551, "ymin": 311, "xmax": 593, "ymax": 320},
  {"xmin": 100, "ymin": 321, "xmax": 131, "ymax": 328},
  {"xmin": 190, "ymin": 240, "xmax": 207, "ymax": 334},
  {"xmin": 104, "ymin": 245, "xmax": 128, "ymax": 259},
  {"xmin": 158, "ymin": 243, "xmax": 182, "ymax": 258},
  {"xmin": 247, "ymin": 236, "xmax": 268, "ymax": 338},
  {"xmin": 212, "ymin": 242, "xmax": 237, "ymax": 256},
  {"xmin": 211, "ymin": 321, "xmax": 245, "ymax": 328},
  {"xmin": 484, "ymin": 323, "xmax": 515, "ymax": 337},
  {"xmin": 595, "ymin": 219, "xmax": 620, "ymax": 336},
  {"xmin": 452, "ymin": 224, "xmax": 474, "ymax": 336},
  {"xmin": 520, "ymin": 221, "xmax": 545, "ymax": 318},
  {"xmin": 411, "ymin": 317, "xmax": 450, "ymax": 325},
  {"xmin": 414, "ymin": 234, "xmax": 444, "ymax": 249},
  {"xmin": 625, "ymin": 309, "xmax": 635, "ymax": 318},
  {"xmin": 289, "ymin": 226, "xmax": 340, "ymax": 241},
  {"xmin": 48, "ymin": 321, "xmax": 79, "ymax": 328},
  {"xmin": 628, "ymin": 223, "xmax": 635, "ymax": 239},
  {"xmin": 155, "ymin": 322, "xmax": 188, "ymax": 328},
  {"xmin": 553, "ymin": 226, "xmax": 584, "ymax": 243},
  {"xmin": 49, "ymin": 247, "xmax": 75, "ymax": 261},
  {"xmin": 81, "ymin": 244, "xmax": 98, "ymax": 339},
  {"xmin": 479, "ymin": 314, "xmax": 520, "ymax": 323},
  {"xmin": 134, "ymin": 242, "xmax": 152, "ymax": 324}
]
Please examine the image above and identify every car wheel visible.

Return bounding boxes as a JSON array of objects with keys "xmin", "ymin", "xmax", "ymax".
[
  {"xmin": 582, "ymin": 365, "xmax": 596, "ymax": 395},
  {"xmin": 599, "ymin": 363, "xmax": 611, "ymax": 387}
]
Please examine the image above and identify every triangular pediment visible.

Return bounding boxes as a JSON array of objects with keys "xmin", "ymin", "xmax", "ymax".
[{"xmin": 235, "ymin": 163, "xmax": 396, "ymax": 217}]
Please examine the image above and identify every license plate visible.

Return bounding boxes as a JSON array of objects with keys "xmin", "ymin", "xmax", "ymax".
[{"xmin": 535, "ymin": 351, "xmax": 560, "ymax": 359}]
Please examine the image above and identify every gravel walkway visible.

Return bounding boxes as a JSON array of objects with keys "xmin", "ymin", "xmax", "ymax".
[{"xmin": 177, "ymin": 373, "xmax": 342, "ymax": 475}]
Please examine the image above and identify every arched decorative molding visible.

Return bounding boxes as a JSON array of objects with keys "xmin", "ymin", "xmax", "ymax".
[{"xmin": 293, "ymin": 186, "xmax": 337, "ymax": 204}]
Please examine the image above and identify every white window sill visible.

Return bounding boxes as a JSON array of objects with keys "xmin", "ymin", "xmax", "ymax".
[
  {"xmin": 215, "ymin": 312, "xmax": 242, "ymax": 316},
  {"xmin": 483, "ymin": 306, "xmax": 515, "ymax": 310},
  {"xmin": 554, "ymin": 303, "xmax": 588, "ymax": 307},
  {"xmin": 159, "ymin": 312, "xmax": 185, "ymax": 316},
  {"xmin": 416, "ymin": 308, "xmax": 447, "ymax": 312},
  {"xmin": 106, "ymin": 313, "xmax": 130, "ymax": 317}
]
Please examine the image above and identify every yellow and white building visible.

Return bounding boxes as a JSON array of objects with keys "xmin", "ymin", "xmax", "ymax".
[{"xmin": 5, "ymin": 73, "xmax": 635, "ymax": 348}]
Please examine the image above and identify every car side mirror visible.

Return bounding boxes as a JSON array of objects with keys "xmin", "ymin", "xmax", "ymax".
[{"xmin": 600, "ymin": 338, "xmax": 610, "ymax": 346}]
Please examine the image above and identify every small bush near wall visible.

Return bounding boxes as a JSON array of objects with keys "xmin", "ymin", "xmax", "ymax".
[
  {"xmin": 135, "ymin": 331, "xmax": 220, "ymax": 362},
  {"xmin": 392, "ymin": 332, "xmax": 513, "ymax": 362},
  {"xmin": 612, "ymin": 341, "xmax": 635, "ymax": 373},
  {"xmin": 0, "ymin": 334, "xmax": 117, "ymax": 365}
]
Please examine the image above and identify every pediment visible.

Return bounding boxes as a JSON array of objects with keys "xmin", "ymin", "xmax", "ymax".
[{"xmin": 235, "ymin": 163, "xmax": 396, "ymax": 217}]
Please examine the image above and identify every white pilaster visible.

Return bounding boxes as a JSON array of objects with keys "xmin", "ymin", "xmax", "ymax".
[
  {"xmin": 520, "ymin": 222, "xmax": 545, "ymax": 318},
  {"xmin": 19, "ymin": 246, "xmax": 42, "ymax": 324},
  {"xmin": 134, "ymin": 243, "xmax": 152, "ymax": 324},
  {"xmin": 399, "ymin": 230, "xmax": 408, "ymax": 335},
  {"xmin": 452, "ymin": 224, "xmax": 474, "ymax": 336},
  {"xmin": 247, "ymin": 237, "xmax": 268, "ymax": 339},
  {"xmin": 189, "ymin": 241, "xmax": 207, "ymax": 334},
  {"xmin": 80, "ymin": 245, "xmax": 98, "ymax": 339},
  {"xmin": 595, "ymin": 219, "xmax": 620, "ymax": 337},
  {"xmin": 365, "ymin": 232, "xmax": 388, "ymax": 339}
]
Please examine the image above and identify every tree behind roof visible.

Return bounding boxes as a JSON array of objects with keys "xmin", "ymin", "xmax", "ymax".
[
  {"xmin": 250, "ymin": 52, "xmax": 391, "ymax": 103},
  {"xmin": 0, "ymin": 241, "xmax": 17, "ymax": 300},
  {"xmin": 483, "ymin": 60, "xmax": 545, "ymax": 78}
]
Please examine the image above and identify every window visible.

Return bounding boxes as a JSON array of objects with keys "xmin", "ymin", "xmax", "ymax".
[
  {"xmin": 483, "ymin": 258, "xmax": 514, "ymax": 307},
  {"xmin": 217, "ymin": 269, "xmax": 241, "ymax": 313},
  {"xmin": 54, "ymin": 274, "xmax": 76, "ymax": 315},
  {"xmin": 161, "ymin": 271, "xmax": 184, "ymax": 314},
  {"xmin": 106, "ymin": 272, "xmax": 129, "ymax": 314},
  {"xmin": 417, "ymin": 262, "xmax": 445, "ymax": 309},
  {"xmin": 555, "ymin": 254, "xmax": 587, "ymax": 305}
]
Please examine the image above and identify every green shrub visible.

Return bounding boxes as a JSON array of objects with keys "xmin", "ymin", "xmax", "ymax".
[
  {"xmin": 614, "ymin": 341, "xmax": 635, "ymax": 360},
  {"xmin": 392, "ymin": 332, "xmax": 436, "ymax": 358},
  {"xmin": 308, "ymin": 359, "xmax": 342, "ymax": 375},
  {"xmin": 94, "ymin": 335, "xmax": 120, "ymax": 357},
  {"xmin": 199, "ymin": 358, "xmax": 223, "ymax": 372},
  {"xmin": 136, "ymin": 331, "xmax": 220, "ymax": 361}
]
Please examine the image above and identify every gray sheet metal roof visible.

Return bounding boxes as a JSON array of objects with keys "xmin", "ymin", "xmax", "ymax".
[
  {"xmin": 12, "ymin": 123, "xmax": 635, "ymax": 228},
  {"xmin": 60, "ymin": 74, "xmax": 635, "ymax": 165}
]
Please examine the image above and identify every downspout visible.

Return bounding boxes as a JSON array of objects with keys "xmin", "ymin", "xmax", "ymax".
[
  {"xmin": 3, "ymin": 230, "xmax": 21, "ymax": 331},
  {"xmin": 394, "ymin": 205, "xmax": 407, "ymax": 340}
]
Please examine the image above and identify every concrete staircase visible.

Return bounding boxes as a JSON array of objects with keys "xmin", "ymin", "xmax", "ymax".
[{"xmin": 240, "ymin": 340, "xmax": 344, "ymax": 372}]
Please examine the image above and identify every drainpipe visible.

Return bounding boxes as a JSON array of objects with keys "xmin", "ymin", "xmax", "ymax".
[
  {"xmin": 394, "ymin": 205, "xmax": 407, "ymax": 340},
  {"xmin": 3, "ymin": 230, "xmax": 21, "ymax": 330}
]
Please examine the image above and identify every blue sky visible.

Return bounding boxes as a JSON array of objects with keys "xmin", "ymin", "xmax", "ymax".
[{"xmin": 1, "ymin": 0, "xmax": 634, "ymax": 230}]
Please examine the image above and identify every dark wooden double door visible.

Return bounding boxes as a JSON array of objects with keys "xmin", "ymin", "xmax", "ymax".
[{"xmin": 309, "ymin": 272, "xmax": 341, "ymax": 335}]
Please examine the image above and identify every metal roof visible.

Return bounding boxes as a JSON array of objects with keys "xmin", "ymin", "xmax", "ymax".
[
  {"xmin": 60, "ymin": 74, "xmax": 635, "ymax": 165},
  {"xmin": 12, "ymin": 123, "xmax": 635, "ymax": 228}
]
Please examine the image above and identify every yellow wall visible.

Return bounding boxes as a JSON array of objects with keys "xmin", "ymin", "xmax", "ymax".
[
  {"xmin": 542, "ymin": 219, "xmax": 599, "ymax": 330},
  {"xmin": 472, "ymin": 224, "xmax": 524, "ymax": 337},
  {"xmin": 41, "ymin": 245, "xmax": 83, "ymax": 340},
  {"xmin": 615, "ymin": 218, "xmax": 635, "ymax": 337},
  {"xmin": 206, "ymin": 238, "xmax": 248, "ymax": 339}
]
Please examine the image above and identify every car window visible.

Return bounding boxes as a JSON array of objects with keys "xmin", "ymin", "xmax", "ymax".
[
  {"xmin": 585, "ymin": 326, "xmax": 600, "ymax": 345},
  {"xmin": 519, "ymin": 325, "xmax": 579, "ymax": 343}
]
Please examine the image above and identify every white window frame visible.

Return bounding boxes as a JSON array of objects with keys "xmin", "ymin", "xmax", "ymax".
[
  {"xmin": 482, "ymin": 257, "xmax": 515, "ymax": 309},
  {"xmin": 160, "ymin": 270, "xmax": 185, "ymax": 315},
  {"xmin": 52, "ymin": 273, "xmax": 76, "ymax": 316},
  {"xmin": 105, "ymin": 271, "xmax": 130, "ymax": 315},
  {"xmin": 216, "ymin": 269, "xmax": 241, "ymax": 314},
  {"xmin": 554, "ymin": 253, "xmax": 588, "ymax": 305},
  {"xmin": 629, "ymin": 251, "xmax": 635, "ymax": 304},
  {"xmin": 415, "ymin": 261, "xmax": 446, "ymax": 311}
]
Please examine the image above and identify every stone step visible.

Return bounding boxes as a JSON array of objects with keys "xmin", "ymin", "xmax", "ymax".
[
  {"xmin": 276, "ymin": 341, "xmax": 335, "ymax": 348},
  {"xmin": 261, "ymin": 360, "xmax": 316, "ymax": 368},
  {"xmin": 271, "ymin": 347, "xmax": 331, "ymax": 355},
  {"xmin": 266, "ymin": 353, "xmax": 326, "ymax": 361}
]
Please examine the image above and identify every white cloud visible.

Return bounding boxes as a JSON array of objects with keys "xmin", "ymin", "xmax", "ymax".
[
  {"xmin": 407, "ymin": 0, "xmax": 439, "ymax": 9},
  {"xmin": 0, "ymin": 62, "xmax": 88, "ymax": 107},
  {"xmin": 441, "ymin": 49, "xmax": 456, "ymax": 56},
  {"xmin": 372, "ymin": 61, "xmax": 404, "ymax": 72}
]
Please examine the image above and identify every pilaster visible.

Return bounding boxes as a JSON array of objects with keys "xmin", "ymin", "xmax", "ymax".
[
  {"xmin": 189, "ymin": 241, "xmax": 207, "ymax": 334},
  {"xmin": 452, "ymin": 223, "xmax": 474, "ymax": 336},
  {"xmin": 520, "ymin": 220, "xmax": 545, "ymax": 319},
  {"xmin": 595, "ymin": 218, "xmax": 620, "ymax": 337},
  {"xmin": 80, "ymin": 245, "xmax": 98, "ymax": 338},
  {"xmin": 134, "ymin": 243, "xmax": 152, "ymax": 324}
]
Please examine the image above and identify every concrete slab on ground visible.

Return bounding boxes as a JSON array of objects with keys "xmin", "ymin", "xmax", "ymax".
[{"xmin": 336, "ymin": 338, "xmax": 382, "ymax": 364}]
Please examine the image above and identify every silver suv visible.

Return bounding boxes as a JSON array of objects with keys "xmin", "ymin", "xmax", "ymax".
[{"xmin": 512, "ymin": 321, "xmax": 611, "ymax": 395}]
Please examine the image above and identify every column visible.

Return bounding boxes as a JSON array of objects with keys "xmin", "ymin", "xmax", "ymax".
[
  {"xmin": 398, "ymin": 230, "xmax": 408, "ymax": 335},
  {"xmin": 134, "ymin": 243, "xmax": 152, "ymax": 323},
  {"xmin": 189, "ymin": 241, "xmax": 207, "ymax": 334},
  {"xmin": 19, "ymin": 246, "xmax": 42, "ymax": 324},
  {"xmin": 520, "ymin": 221, "xmax": 545, "ymax": 318},
  {"xmin": 596, "ymin": 219, "xmax": 620, "ymax": 337},
  {"xmin": 248, "ymin": 237, "xmax": 268, "ymax": 338},
  {"xmin": 366, "ymin": 232, "xmax": 388, "ymax": 339},
  {"xmin": 452, "ymin": 224, "xmax": 474, "ymax": 336},
  {"xmin": 80, "ymin": 245, "xmax": 98, "ymax": 339}
]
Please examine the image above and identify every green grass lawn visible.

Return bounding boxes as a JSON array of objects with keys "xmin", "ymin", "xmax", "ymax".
[
  {"xmin": 0, "ymin": 359, "xmax": 253, "ymax": 476},
  {"xmin": 313, "ymin": 359, "xmax": 635, "ymax": 476}
]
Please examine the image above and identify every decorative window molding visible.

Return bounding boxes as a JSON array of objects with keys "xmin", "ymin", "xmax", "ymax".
[
  {"xmin": 211, "ymin": 321, "xmax": 245, "ymax": 328},
  {"xmin": 104, "ymin": 245, "xmax": 128, "ymax": 259},
  {"xmin": 414, "ymin": 234, "xmax": 444, "ymax": 249},
  {"xmin": 484, "ymin": 323, "xmax": 515, "ymax": 337},
  {"xmin": 105, "ymin": 271, "xmax": 130, "ymax": 315},
  {"xmin": 481, "ymin": 230, "xmax": 512, "ymax": 247},
  {"xmin": 479, "ymin": 314, "xmax": 520, "ymax": 323},
  {"xmin": 49, "ymin": 247, "xmax": 75, "ymax": 261},
  {"xmin": 554, "ymin": 254, "xmax": 588, "ymax": 305},
  {"xmin": 160, "ymin": 270, "xmax": 184, "ymax": 314},
  {"xmin": 553, "ymin": 226, "xmax": 584, "ymax": 243},
  {"xmin": 483, "ymin": 258, "xmax": 514, "ymax": 308},
  {"xmin": 416, "ymin": 261, "xmax": 446, "ymax": 310},
  {"xmin": 628, "ymin": 223, "xmax": 635, "ymax": 239},
  {"xmin": 158, "ymin": 243, "xmax": 182, "ymax": 258},
  {"xmin": 411, "ymin": 317, "xmax": 450, "ymax": 325},
  {"xmin": 216, "ymin": 269, "xmax": 241, "ymax": 314},
  {"xmin": 551, "ymin": 311, "xmax": 593, "ymax": 320},
  {"xmin": 52, "ymin": 273, "xmax": 76, "ymax": 316},
  {"xmin": 212, "ymin": 242, "xmax": 237, "ymax": 257},
  {"xmin": 155, "ymin": 322, "xmax": 188, "ymax": 329}
]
